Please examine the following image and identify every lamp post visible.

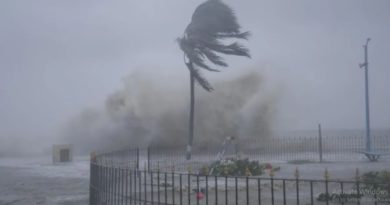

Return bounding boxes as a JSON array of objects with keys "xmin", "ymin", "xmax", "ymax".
[{"xmin": 359, "ymin": 38, "xmax": 371, "ymax": 152}]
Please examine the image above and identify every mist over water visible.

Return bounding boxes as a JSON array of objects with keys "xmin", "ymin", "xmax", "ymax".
[
  {"xmin": 1, "ymin": 0, "xmax": 389, "ymax": 158},
  {"xmin": 62, "ymin": 70, "xmax": 278, "ymax": 154}
]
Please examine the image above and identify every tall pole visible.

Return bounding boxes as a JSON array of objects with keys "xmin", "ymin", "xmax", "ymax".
[
  {"xmin": 186, "ymin": 61, "xmax": 195, "ymax": 160},
  {"xmin": 318, "ymin": 124, "xmax": 323, "ymax": 163},
  {"xmin": 360, "ymin": 38, "xmax": 371, "ymax": 152}
]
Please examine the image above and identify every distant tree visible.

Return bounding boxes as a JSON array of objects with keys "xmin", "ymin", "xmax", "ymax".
[{"xmin": 178, "ymin": 0, "xmax": 250, "ymax": 160}]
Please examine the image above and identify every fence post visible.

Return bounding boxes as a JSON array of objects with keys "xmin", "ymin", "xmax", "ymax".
[
  {"xmin": 295, "ymin": 167, "xmax": 300, "ymax": 205},
  {"xmin": 89, "ymin": 152, "xmax": 96, "ymax": 205},
  {"xmin": 355, "ymin": 167, "xmax": 361, "ymax": 201},
  {"xmin": 89, "ymin": 157, "xmax": 93, "ymax": 205},
  {"xmin": 136, "ymin": 147, "xmax": 140, "ymax": 170},
  {"xmin": 147, "ymin": 146, "xmax": 150, "ymax": 172},
  {"xmin": 318, "ymin": 124, "xmax": 323, "ymax": 163},
  {"xmin": 324, "ymin": 168, "xmax": 330, "ymax": 205}
]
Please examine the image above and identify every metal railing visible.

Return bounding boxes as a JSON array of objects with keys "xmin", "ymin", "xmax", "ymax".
[
  {"xmin": 90, "ymin": 146, "xmax": 390, "ymax": 205},
  {"xmin": 147, "ymin": 136, "xmax": 390, "ymax": 172}
]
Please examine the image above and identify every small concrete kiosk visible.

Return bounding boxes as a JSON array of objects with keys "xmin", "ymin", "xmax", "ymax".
[{"xmin": 52, "ymin": 144, "xmax": 73, "ymax": 163}]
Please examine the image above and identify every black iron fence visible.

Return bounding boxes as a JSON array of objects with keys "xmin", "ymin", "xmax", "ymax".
[{"xmin": 90, "ymin": 145, "xmax": 390, "ymax": 205}]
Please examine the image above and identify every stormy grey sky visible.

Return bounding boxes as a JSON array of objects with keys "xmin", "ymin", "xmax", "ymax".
[{"xmin": 0, "ymin": 0, "xmax": 389, "ymax": 149}]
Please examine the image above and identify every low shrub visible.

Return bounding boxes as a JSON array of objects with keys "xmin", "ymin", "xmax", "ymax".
[
  {"xmin": 360, "ymin": 171, "xmax": 390, "ymax": 200},
  {"xmin": 199, "ymin": 158, "xmax": 279, "ymax": 176},
  {"xmin": 317, "ymin": 170, "xmax": 390, "ymax": 203}
]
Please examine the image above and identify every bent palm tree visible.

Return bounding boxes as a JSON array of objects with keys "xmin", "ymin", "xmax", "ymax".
[{"xmin": 178, "ymin": 0, "xmax": 250, "ymax": 160}]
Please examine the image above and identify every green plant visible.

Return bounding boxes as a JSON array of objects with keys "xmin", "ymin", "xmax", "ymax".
[
  {"xmin": 360, "ymin": 171, "xmax": 390, "ymax": 200},
  {"xmin": 200, "ymin": 158, "xmax": 272, "ymax": 176}
]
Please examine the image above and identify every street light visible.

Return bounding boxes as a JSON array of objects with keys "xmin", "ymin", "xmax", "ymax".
[{"xmin": 359, "ymin": 38, "xmax": 371, "ymax": 152}]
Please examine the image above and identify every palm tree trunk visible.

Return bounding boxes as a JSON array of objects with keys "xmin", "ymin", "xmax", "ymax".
[{"xmin": 186, "ymin": 62, "xmax": 195, "ymax": 160}]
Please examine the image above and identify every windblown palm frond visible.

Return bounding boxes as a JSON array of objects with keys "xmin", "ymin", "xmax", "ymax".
[
  {"xmin": 178, "ymin": 0, "xmax": 250, "ymax": 91},
  {"xmin": 186, "ymin": 62, "xmax": 213, "ymax": 91}
]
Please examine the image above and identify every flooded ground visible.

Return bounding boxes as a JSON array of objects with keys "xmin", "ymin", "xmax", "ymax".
[
  {"xmin": 0, "ymin": 156, "xmax": 89, "ymax": 205},
  {"xmin": 0, "ymin": 154, "xmax": 389, "ymax": 205}
]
